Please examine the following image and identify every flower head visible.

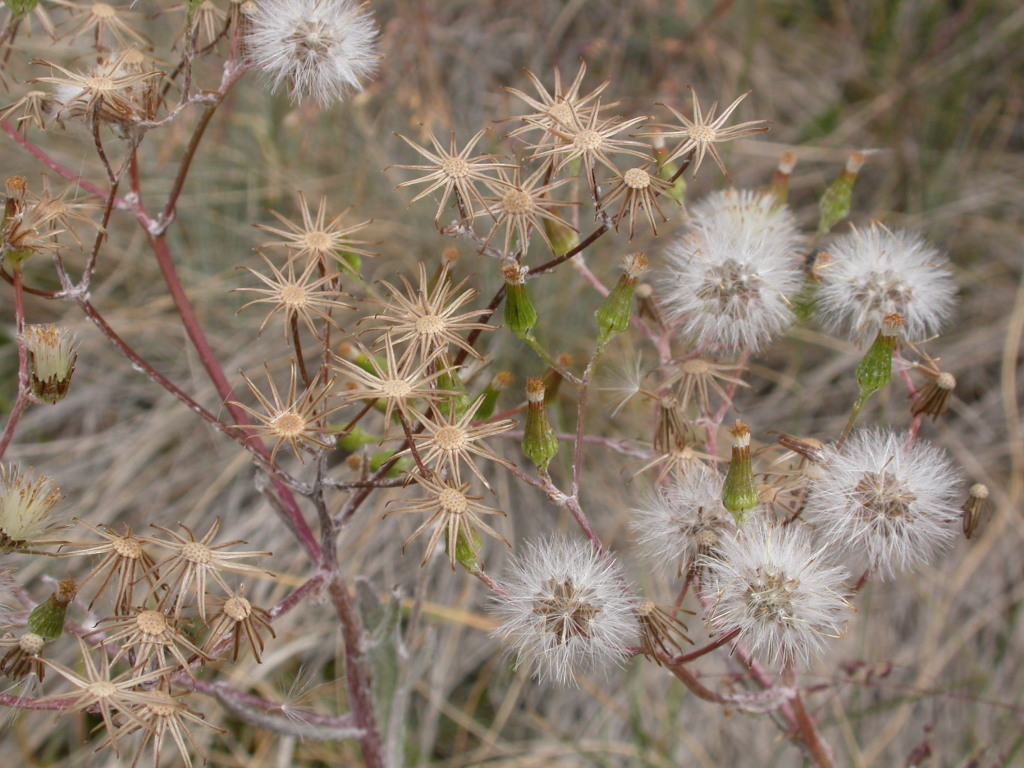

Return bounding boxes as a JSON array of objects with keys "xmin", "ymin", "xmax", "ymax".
[
  {"xmin": 235, "ymin": 251, "xmax": 351, "ymax": 339},
  {"xmin": 630, "ymin": 463, "xmax": 734, "ymax": 574},
  {"xmin": 645, "ymin": 89, "xmax": 768, "ymax": 177},
  {"xmin": 246, "ymin": 0, "xmax": 379, "ymax": 105},
  {"xmin": 233, "ymin": 361, "xmax": 343, "ymax": 464},
  {"xmin": 803, "ymin": 429, "xmax": 962, "ymax": 577},
  {"xmin": 255, "ymin": 191, "xmax": 375, "ymax": 273},
  {"xmin": 0, "ymin": 464, "xmax": 64, "ymax": 548},
  {"xmin": 385, "ymin": 473, "xmax": 508, "ymax": 569},
  {"xmin": 492, "ymin": 537, "xmax": 638, "ymax": 685},
  {"xmin": 406, "ymin": 394, "xmax": 515, "ymax": 491},
  {"xmin": 21, "ymin": 324, "xmax": 77, "ymax": 405},
  {"xmin": 38, "ymin": 638, "xmax": 171, "ymax": 756},
  {"xmin": 503, "ymin": 62, "xmax": 609, "ymax": 153},
  {"xmin": 366, "ymin": 261, "xmax": 494, "ymax": 365},
  {"xmin": 660, "ymin": 189, "xmax": 803, "ymax": 352},
  {"xmin": 815, "ymin": 224, "xmax": 956, "ymax": 343},
  {"xmin": 705, "ymin": 521, "xmax": 852, "ymax": 665},
  {"xmin": 392, "ymin": 128, "xmax": 514, "ymax": 223}
]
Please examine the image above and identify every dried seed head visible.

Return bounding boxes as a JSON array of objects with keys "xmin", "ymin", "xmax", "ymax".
[
  {"xmin": 804, "ymin": 429, "xmax": 962, "ymax": 577},
  {"xmin": 705, "ymin": 522, "xmax": 852, "ymax": 665},
  {"xmin": 492, "ymin": 537, "xmax": 638, "ymax": 685}
]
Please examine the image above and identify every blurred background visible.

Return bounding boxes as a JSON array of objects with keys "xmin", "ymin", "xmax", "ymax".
[{"xmin": 2, "ymin": 0, "xmax": 1023, "ymax": 765}]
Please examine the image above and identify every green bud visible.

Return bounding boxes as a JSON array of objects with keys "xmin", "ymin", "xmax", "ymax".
[
  {"xmin": 522, "ymin": 378, "xmax": 558, "ymax": 472},
  {"xmin": 476, "ymin": 371, "xmax": 514, "ymax": 421},
  {"xmin": 336, "ymin": 426, "xmax": 378, "ymax": 452},
  {"xmin": 3, "ymin": 0, "xmax": 39, "ymax": 18},
  {"xmin": 27, "ymin": 580, "xmax": 77, "ymax": 641},
  {"xmin": 722, "ymin": 421, "xmax": 758, "ymax": 523},
  {"xmin": 336, "ymin": 251, "xmax": 362, "ymax": 276},
  {"xmin": 435, "ymin": 364, "xmax": 471, "ymax": 420},
  {"xmin": 855, "ymin": 313, "xmax": 903, "ymax": 400},
  {"xmin": 596, "ymin": 253, "xmax": 646, "ymax": 346},
  {"xmin": 817, "ymin": 153, "xmax": 866, "ymax": 237},
  {"xmin": 541, "ymin": 354, "xmax": 572, "ymax": 404},
  {"xmin": 544, "ymin": 214, "xmax": 579, "ymax": 256},
  {"xmin": 653, "ymin": 136, "xmax": 687, "ymax": 204},
  {"xmin": 502, "ymin": 263, "xmax": 537, "ymax": 338},
  {"xmin": 449, "ymin": 527, "xmax": 482, "ymax": 572},
  {"xmin": 369, "ymin": 451, "xmax": 411, "ymax": 477}
]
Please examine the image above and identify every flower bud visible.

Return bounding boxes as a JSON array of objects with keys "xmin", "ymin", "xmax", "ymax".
[
  {"xmin": 596, "ymin": 253, "xmax": 646, "ymax": 347},
  {"xmin": 435, "ymin": 364, "xmax": 471, "ymax": 420},
  {"xmin": 543, "ymin": 212, "xmax": 579, "ymax": 256},
  {"xmin": 541, "ymin": 353, "xmax": 573, "ymax": 404},
  {"xmin": 502, "ymin": 263, "xmax": 537, "ymax": 338},
  {"xmin": 336, "ymin": 426, "xmax": 376, "ymax": 453},
  {"xmin": 766, "ymin": 151, "xmax": 797, "ymax": 205},
  {"xmin": 27, "ymin": 579, "xmax": 77, "ymax": 641},
  {"xmin": 449, "ymin": 527, "xmax": 483, "ymax": 572},
  {"xmin": 21, "ymin": 324, "xmax": 77, "ymax": 405},
  {"xmin": 962, "ymin": 483, "xmax": 989, "ymax": 539},
  {"xmin": 856, "ymin": 312, "xmax": 903, "ymax": 399},
  {"xmin": 522, "ymin": 378, "xmax": 558, "ymax": 472},
  {"xmin": 817, "ymin": 152, "xmax": 866, "ymax": 237},
  {"xmin": 6, "ymin": 0, "xmax": 41, "ymax": 15},
  {"xmin": 369, "ymin": 450, "xmax": 411, "ymax": 477},
  {"xmin": 477, "ymin": 370, "xmax": 514, "ymax": 421},
  {"xmin": 651, "ymin": 133, "xmax": 687, "ymax": 204},
  {"xmin": 722, "ymin": 421, "xmax": 758, "ymax": 523}
]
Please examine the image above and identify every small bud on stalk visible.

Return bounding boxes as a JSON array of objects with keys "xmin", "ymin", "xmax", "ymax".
[
  {"xmin": 502, "ymin": 262, "xmax": 537, "ymax": 338},
  {"xmin": 477, "ymin": 371, "xmax": 514, "ymax": 421},
  {"xmin": 21, "ymin": 324, "xmax": 78, "ymax": 405},
  {"xmin": 817, "ymin": 152, "xmax": 866, "ymax": 237},
  {"xmin": 522, "ymin": 378, "xmax": 559, "ymax": 472},
  {"xmin": 856, "ymin": 312, "xmax": 903, "ymax": 399},
  {"xmin": 766, "ymin": 151, "xmax": 797, "ymax": 205},
  {"xmin": 28, "ymin": 579, "xmax": 77, "ymax": 641},
  {"xmin": 543, "ymin": 212, "xmax": 579, "ymax": 255},
  {"xmin": 596, "ymin": 253, "xmax": 646, "ymax": 347},
  {"xmin": 541, "ymin": 353, "xmax": 573, "ymax": 405},
  {"xmin": 723, "ymin": 421, "xmax": 759, "ymax": 523},
  {"xmin": 962, "ymin": 483, "xmax": 989, "ymax": 539}
]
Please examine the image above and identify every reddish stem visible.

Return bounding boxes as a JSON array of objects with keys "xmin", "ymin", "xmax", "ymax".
[
  {"xmin": 1, "ymin": 119, "xmax": 114, "ymax": 204},
  {"xmin": 0, "ymin": 268, "xmax": 30, "ymax": 460},
  {"xmin": 327, "ymin": 576, "xmax": 386, "ymax": 768}
]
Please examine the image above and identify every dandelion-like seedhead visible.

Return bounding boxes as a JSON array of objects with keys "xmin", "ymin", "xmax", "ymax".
[
  {"xmin": 661, "ymin": 190, "xmax": 803, "ymax": 352},
  {"xmin": 492, "ymin": 537, "xmax": 638, "ymax": 685},
  {"xmin": 246, "ymin": 0, "xmax": 379, "ymax": 106},
  {"xmin": 630, "ymin": 463, "xmax": 734, "ymax": 573},
  {"xmin": 816, "ymin": 224, "xmax": 956, "ymax": 343},
  {"xmin": 705, "ymin": 521, "xmax": 852, "ymax": 665},
  {"xmin": 803, "ymin": 429, "xmax": 962, "ymax": 578}
]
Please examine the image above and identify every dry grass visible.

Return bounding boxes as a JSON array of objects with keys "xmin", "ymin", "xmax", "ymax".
[{"xmin": 2, "ymin": 1, "xmax": 1023, "ymax": 766}]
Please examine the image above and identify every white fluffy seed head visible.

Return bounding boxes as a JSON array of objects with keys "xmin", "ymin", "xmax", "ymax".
[
  {"xmin": 630, "ymin": 464, "xmax": 735, "ymax": 572},
  {"xmin": 491, "ymin": 537, "xmax": 638, "ymax": 686},
  {"xmin": 815, "ymin": 224, "xmax": 956, "ymax": 343},
  {"xmin": 803, "ymin": 429, "xmax": 962, "ymax": 578},
  {"xmin": 705, "ymin": 521, "xmax": 853, "ymax": 666},
  {"xmin": 246, "ymin": 0, "xmax": 380, "ymax": 106},
  {"xmin": 660, "ymin": 189, "xmax": 804, "ymax": 353}
]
